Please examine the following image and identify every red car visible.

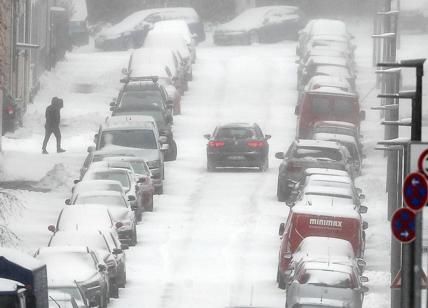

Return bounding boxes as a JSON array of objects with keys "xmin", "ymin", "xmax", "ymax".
[{"xmin": 276, "ymin": 201, "xmax": 366, "ymax": 289}]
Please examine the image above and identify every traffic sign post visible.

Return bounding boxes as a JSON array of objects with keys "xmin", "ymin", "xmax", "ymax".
[{"xmin": 391, "ymin": 208, "xmax": 416, "ymax": 243}]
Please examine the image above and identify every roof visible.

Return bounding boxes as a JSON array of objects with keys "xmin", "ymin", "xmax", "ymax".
[
  {"xmin": 304, "ymin": 168, "xmax": 350, "ymax": 177},
  {"xmin": 90, "ymin": 160, "xmax": 133, "ymax": 170},
  {"xmin": 301, "ymin": 260, "xmax": 353, "ymax": 273},
  {"xmin": 308, "ymin": 86, "xmax": 357, "ymax": 97},
  {"xmin": 0, "ymin": 248, "xmax": 45, "ymax": 271},
  {"xmin": 307, "ymin": 75, "xmax": 350, "ymax": 89},
  {"xmin": 313, "ymin": 132, "xmax": 358, "ymax": 145},
  {"xmin": 0, "ymin": 278, "xmax": 24, "ymax": 292},
  {"xmin": 304, "ymin": 185, "xmax": 354, "ymax": 198},
  {"xmin": 74, "ymin": 179, "xmax": 123, "ymax": 189},
  {"xmin": 296, "ymin": 236, "xmax": 355, "ymax": 258},
  {"xmin": 308, "ymin": 174, "xmax": 352, "ymax": 184},
  {"xmin": 103, "ymin": 115, "xmax": 156, "ymax": 130},
  {"xmin": 305, "ymin": 19, "xmax": 348, "ymax": 36},
  {"xmin": 306, "ymin": 56, "xmax": 349, "ymax": 67},
  {"xmin": 314, "ymin": 121, "xmax": 357, "ymax": 129},
  {"xmin": 296, "ymin": 139, "xmax": 342, "ymax": 149},
  {"xmin": 292, "ymin": 202, "xmax": 361, "ymax": 220},
  {"xmin": 76, "ymin": 190, "xmax": 123, "ymax": 198}
]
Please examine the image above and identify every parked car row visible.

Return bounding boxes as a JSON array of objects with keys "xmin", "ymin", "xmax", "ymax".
[
  {"xmin": 94, "ymin": 7, "xmax": 204, "ymax": 51},
  {"xmin": 213, "ymin": 5, "xmax": 305, "ymax": 45},
  {"xmin": 275, "ymin": 19, "xmax": 369, "ymax": 308},
  {"xmin": 31, "ymin": 15, "xmax": 201, "ymax": 308}
]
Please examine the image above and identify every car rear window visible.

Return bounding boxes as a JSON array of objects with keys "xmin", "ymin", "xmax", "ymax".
[
  {"xmin": 101, "ymin": 129, "xmax": 157, "ymax": 150},
  {"xmin": 118, "ymin": 91, "xmax": 162, "ymax": 112},
  {"xmin": 298, "ymin": 269, "xmax": 355, "ymax": 289},
  {"xmin": 294, "ymin": 146, "xmax": 342, "ymax": 161},
  {"xmin": 75, "ymin": 195, "xmax": 127, "ymax": 208},
  {"xmin": 130, "ymin": 161, "xmax": 150, "ymax": 175},
  {"xmin": 216, "ymin": 127, "xmax": 257, "ymax": 139},
  {"xmin": 89, "ymin": 170, "xmax": 130, "ymax": 189}
]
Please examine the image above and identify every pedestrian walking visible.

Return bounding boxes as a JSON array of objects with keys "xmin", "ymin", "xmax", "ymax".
[{"xmin": 42, "ymin": 97, "xmax": 65, "ymax": 154}]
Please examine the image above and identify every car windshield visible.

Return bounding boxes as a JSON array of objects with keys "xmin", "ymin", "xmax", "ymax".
[
  {"xmin": 299, "ymin": 269, "xmax": 355, "ymax": 289},
  {"xmin": 100, "ymin": 130, "xmax": 157, "ymax": 149},
  {"xmin": 50, "ymin": 234, "xmax": 109, "ymax": 251},
  {"xmin": 129, "ymin": 161, "xmax": 150, "ymax": 175},
  {"xmin": 76, "ymin": 195, "xmax": 127, "ymax": 207},
  {"xmin": 88, "ymin": 171, "xmax": 130, "ymax": 189},
  {"xmin": 216, "ymin": 127, "xmax": 256, "ymax": 139},
  {"xmin": 118, "ymin": 91, "xmax": 162, "ymax": 112},
  {"xmin": 49, "ymin": 287, "xmax": 84, "ymax": 302},
  {"xmin": 295, "ymin": 147, "xmax": 342, "ymax": 161}
]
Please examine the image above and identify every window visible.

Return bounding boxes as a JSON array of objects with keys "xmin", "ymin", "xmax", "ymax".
[
  {"xmin": 76, "ymin": 195, "xmax": 127, "ymax": 208},
  {"xmin": 216, "ymin": 127, "xmax": 257, "ymax": 139},
  {"xmin": 298, "ymin": 269, "xmax": 355, "ymax": 289},
  {"xmin": 89, "ymin": 170, "xmax": 131, "ymax": 189},
  {"xmin": 295, "ymin": 146, "xmax": 342, "ymax": 161},
  {"xmin": 118, "ymin": 90, "xmax": 163, "ymax": 112},
  {"xmin": 100, "ymin": 130, "xmax": 157, "ymax": 150}
]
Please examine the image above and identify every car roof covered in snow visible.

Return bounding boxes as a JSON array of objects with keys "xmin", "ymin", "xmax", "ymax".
[
  {"xmin": 308, "ymin": 34, "xmax": 350, "ymax": 43},
  {"xmin": 307, "ymin": 174, "xmax": 352, "ymax": 184},
  {"xmin": 152, "ymin": 7, "xmax": 200, "ymax": 22},
  {"xmin": 98, "ymin": 9, "xmax": 153, "ymax": 39},
  {"xmin": 300, "ymin": 260, "xmax": 353, "ymax": 273},
  {"xmin": 90, "ymin": 160, "xmax": 133, "ymax": 171},
  {"xmin": 220, "ymin": 122, "xmax": 255, "ymax": 129},
  {"xmin": 304, "ymin": 168, "xmax": 350, "ymax": 177},
  {"xmin": 0, "ymin": 278, "xmax": 24, "ymax": 292},
  {"xmin": 0, "ymin": 248, "xmax": 46, "ymax": 271},
  {"xmin": 151, "ymin": 19, "xmax": 192, "ymax": 42},
  {"xmin": 305, "ymin": 56, "xmax": 350, "ymax": 67},
  {"xmin": 130, "ymin": 63, "xmax": 170, "ymax": 80},
  {"xmin": 308, "ymin": 86, "xmax": 356, "ymax": 97},
  {"xmin": 303, "ymin": 185, "xmax": 354, "ymax": 199},
  {"xmin": 49, "ymin": 230, "xmax": 108, "ymax": 250},
  {"xmin": 104, "ymin": 156, "xmax": 147, "ymax": 163},
  {"xmin": 58, "ymin": 205, "xmax": 113, "ymax": 230},
  {"xmin": 303, "ymin": 19, "xmax": 349, "ymax": 36},
  {"xmin": 313, "ymin": 132, "xmax": 359, "ymax": 145},
  {"xmin": 103, "ymin": 115, "xmax": 157, "ymax": 130},
  {"xmin": 295, "ymin": 236, "xmax": 355, "ymax": 258},
  {"xmin": 73, "ymin": 180, "xmax": 124, "ymax": 191},
  {"xmin": 131, "ymin": 48, "xmax": 177, "ymax": 73},
  {"xmin": 76, "ymin": 190, "xmax": 124, "ymax": 198},
  {"xmin": 296, "ymin": 139, "xmax": 342, "ymax": 149},
  {"xmin": 144, "ymin": 32, "xmax": 190, "ymax": 58},
  {"xmin": 314, "ymin": 120, "xmax": 357, "ymax": 129},
  {"xmin": 306, "ymin": 75, "xmax": 351, "ymax": 89},
  {"xmin": 292, "ymin": 201, "xmax": 361, "ymax": 219}
]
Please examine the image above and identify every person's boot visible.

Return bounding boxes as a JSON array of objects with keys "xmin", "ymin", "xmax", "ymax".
[
  {"xmin": 57, "ymin": 148, "xmax": 66, "ymax": 153},
  {"xmin": 42, "ymin": 149, "xmax": 48, "ymax": 154}
]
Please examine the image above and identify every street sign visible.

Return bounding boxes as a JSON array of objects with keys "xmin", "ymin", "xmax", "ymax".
[
  {"xmin": 390, "ymin": 268, "xmax": 428, "ymax": 289},
  {"xmin": 418, "ymin": 148, "xmax": 428, "ymax": 178},
  {"xmin": 402, "ymin": 172, "xmax": 428, "ymax": 211},
  {"xmin": 409, "ymin": 142, "xmax": 428, "ymax": 172},
  {"xmin": 391, "ymin": 208, "xmax": 416, "ymax": 243}
]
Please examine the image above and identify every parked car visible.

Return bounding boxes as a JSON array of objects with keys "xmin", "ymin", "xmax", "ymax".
[
  {"xmin": 298, "ymin": 19, "xmax": 353, "ymax": 48},
  {"xmin": 143, "ymin": 31, "xmax": 192, "ymax": 81},
  {"xmin": 297, "ymin": 34, "xmax": 355, "ymax": 58},
  {"xmin": 214, "ymin": 6, "xmax": 303, "ymax": 45},
  {"xmin": 286, "ymin": 261, "xmax": 368, "ymax": 308},
  {"xmin": 275, "ymin": 139, "xmax": 353, "ymax": 201},
  {"xmin": 94, "ymin": 10, "xmax": 152, "ymax": 50},
  {"xmin": 103, "ymin": 156, "xmax": 155, "ymax": 211},
  {"xmin": 111, "ymin": 83, "xmax": 178, "ymax": 162},
  {"xmin": 204, "ymin": 123, "xmax": 270, "ymax": 171},
  {"xmin": 48, "ymin": 230, "xmax": 127, "ymax": 297},
  {"xmin": 71, "ymin": 180, "xmax": 125, "ymax": 198},
  {"xmin": 311, "ymin": 120, "xmax": 363, "ymax": 150},
  {"xmin": 70, "ymin": 190, "xmax": 138, "ymax": 246},
  {"xmin": 276, "ymin": 202, "xmax": 366, "ymax": 289},
  {"xmin": 93, "ymin": 116, "xmax": 168, "ymax": 193},
  {"xmin": 35, "ymin": 246, "xmax": 109, "ymax": 308},
  {"xmin": 295, "ymin": 87, "xmax": 363, "ymax": 139},
  {"xmin": 150, "ymin": 19, "xmax": 197, "ymax": 63}
]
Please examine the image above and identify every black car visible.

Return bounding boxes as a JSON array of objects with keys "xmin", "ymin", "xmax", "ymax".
[
  {"xmin": 204, "ymin": 123, "xmax": 270, "ymax": 171},
  {"xmin": 110, "ymin": 79, "xmax": 177, "ymax": 161}
]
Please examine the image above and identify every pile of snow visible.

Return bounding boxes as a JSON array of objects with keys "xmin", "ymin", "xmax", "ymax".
[{"xmin": 34, "ymin": 164, "xmax": 73, "ymax": 190}]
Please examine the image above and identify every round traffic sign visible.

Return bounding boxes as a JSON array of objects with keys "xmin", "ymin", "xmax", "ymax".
[
  {"xmin": 391, "ymin": 208, "xmax": 416, "ymax": 243},
  {"xmin": 417, "ymin": 149, "xmax": 428, "ymax": 178},
  {"xmin": 403, "ymin": 172, "xmax": 428, "ymax": 211}
]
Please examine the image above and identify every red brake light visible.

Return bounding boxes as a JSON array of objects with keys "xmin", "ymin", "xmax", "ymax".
[
  {"xmin": 247, "ymin": 140, "xmax": 265, "ymax": 148},
  {"xmin": 209, "ymin": 141, "xmax": 225, "ymax": 148},
  {"xmin": 6, "ymin": 105, "xmax": 14, "ymax": 115}
]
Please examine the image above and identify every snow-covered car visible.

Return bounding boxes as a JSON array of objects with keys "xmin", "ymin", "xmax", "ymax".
[
  {"xmin": 94, "ymin": 10, "xmax": 152, "ymax": 50},
  {"xmin": 70, "ymin": 190, "xmax": 138, "ymax": 246},
  {"xmin": 48, "ymin": 204, "xmax": 118, "ymax": 235},
  {"xmin": 300, "ymin": 46, "xmax": 355, "ymax": 69},
  {"xmin": 297, "ymin": 34, "xmax": 355, "ymax": 58},
  {"xmin": 48, "ymin": 229, "xmax": 127, "ymax": 298},
  {"xmin": 298, "ymin": 19, "xmax": 353, "ymax": 47},
  {"xmin": 303, "ymin": 75, "xmax": 352, "ymax": 93},
  {"xmin": 150, "ymin": 19, "xmax": 197, "ymax": 63},
  {"xmin": 35, "ymin": 246, "xmax": 110, "ymax": 308},
  {"xmin": 104, "ymin": 156, "xmax": 155, "ymax": 212},
  {"xmin": 71, "ymin": 180, "xmax": 125, "ymax": 197},
  {"xmin": 93, "ymin": 117, "xmax": 167, "ymax": 194},
  {"xmin": 312, "ymin": 121, "xmax": 362, "ymax": 150},
  {"xmin": 214, "ymin": 6, "xmax": 303, "ymax": 45},
  {"xmin": 48, "ymin": 290, "xmax": 81, "ymax": 308},
  {"xmin": 143, "ymin": 31, "xmax": 193, "ymax": 81},
  {"xmin": 275, "ymin": 139, "xmax": 353, "ymax": 201},
  {"xmin": 204, "ymin": 123, "xmax": 270, "ymax": 172},
  {"xmin": 124, "ymin": 47, "xmax": 187, "ymax": 96},
  {"xmin": 312, "ymin": 132, "xmax": 363, "ymax": 174},
  {"xmin": 110, "ymin": 87, "xmax": 178, "ymax": 162},
  {"xmin": 285, "ymin": 261, "xmax": 368, "ymax": 308},
  {"xmin": 80, "ymin": 167, "xmax": 143, "ymax": 220}
]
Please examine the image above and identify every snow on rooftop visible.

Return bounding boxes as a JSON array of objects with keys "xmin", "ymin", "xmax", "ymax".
[
  {"xmin": 297, "ymin": 139, "xmax": 341, "ymax": 149},
  {"xmin": 295, "ymin": 236, "xmax": 355, "ymax": 259},
  {"xmin": 0, "ymin": 248, "xmax": 45, "ymax": 271},
  {"xmin": 313, "ymin": 132, "xmax": 358, "ymax": 145},
  {"xmin": 304, "ymin": 168, "xmax": 350, "ymax": 177}
]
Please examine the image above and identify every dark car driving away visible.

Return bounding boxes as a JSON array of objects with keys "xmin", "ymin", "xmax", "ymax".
[{"xmin": 204, "ymin": 123, "xmax": 270, "ymax": 172}]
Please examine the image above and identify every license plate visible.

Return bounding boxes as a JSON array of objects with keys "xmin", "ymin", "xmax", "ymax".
[{"xmin": 228, "ymin": 155, "xmax": 245, "ymax": 160}]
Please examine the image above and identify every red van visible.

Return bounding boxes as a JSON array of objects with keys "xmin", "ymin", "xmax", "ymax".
[
  {"xmin": 296, "ymin": 87, "xmax": 364, "ymax": 139},
  {"xmin": 276, "ymin": 202, "xmax": 366, "ymax": 289}
]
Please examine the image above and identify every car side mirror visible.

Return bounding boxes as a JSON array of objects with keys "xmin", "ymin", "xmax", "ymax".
[
  {"xmin": 87, "ymin": 145, "xmax": 95, "ymax": 153},
  {"xmin": 65, "ymin": 199, "xmax": 71, "ymax": 205},
  {"xmin": 203, "ymin": 134, "xmax": 211, "ymax": 140},
  {"xmin": 161, "ymin": 144, "xmax": 169, "ymax": 151},
  {"xmin": 359, "ymin": 194, "xmax": 366, "ymax": 201},
  {"xmin": 48, "ymin": 225, "xmax": 56, "ymax": 233},
  {"xmin": 98, "ymin": 264, "xmax": 107, "ymax": 272},
  {"xmin": 121, "ymin": 68, "xmax": 128, "ymax": 75},
  {"xmin": 363, "ymin": 221, "xmax": 369, "ymax": 230},
  {"xmin": 121, "ymin": 244, "xmax": 129, "ymax": 250},
  {"xmin": 128, "ymin": 195, "xmax": 136, "ymax": 202},
  {"xmin": 265, "ymin": 134, "xmax": 271, "ymax": 140},
  {"xmin": 359, "ymin": 205, "xmax": 368, "ymax": 214},
  {"xmin": 159, "ymin": 136, "xmax": 168, "ymax": 144},
  {"xmin": 112, "ymin": 248, "xmax": 122, "ymax": 255},
  {"xmin": 360, "ymin": 276, "xmax": 369, "ymax": 283},
  {"xmin": 278, "ymin": 222, "xmax": 285, "ymax": 236},
  {"xmin": 73, "ymin": 179, "xmax": 80, "ymax": 184},
  {"xmin": 360, "ymin": 110, "xmax": 366, "ymax": 121},
  {"xmin": 357, "ymin": 258, "xmax": 366, "ymax": 270},
  {"xmin": 275, "ymin": 152, "xmax": 285, "ymax": 160},
  {"xmin": 110, "ymin": 102, "xmax": 117, "ymax": 107},
  {"xmin": 109, "ymin": 106, "xmax": 116, "ymax": 112}
]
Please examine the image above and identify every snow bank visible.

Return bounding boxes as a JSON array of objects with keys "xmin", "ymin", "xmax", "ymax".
[{"xmin": 34, "ymin": 164, "xmax": 73, "ymax": 191}]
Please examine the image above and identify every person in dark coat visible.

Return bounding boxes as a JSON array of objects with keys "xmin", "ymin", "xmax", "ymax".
[{"xmin": 42, "ymin": 97, "xmax": 65, "ymax": 154}]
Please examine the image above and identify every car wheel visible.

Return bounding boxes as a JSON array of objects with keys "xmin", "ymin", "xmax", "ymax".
[
  {"xmin": 119, "ymin": 270, "xmax": 126, "ymax": 288},
  {"xmin": 131, "ymin": 228, "xmax": 137, "ymax": 246},
  {"xmin": 155, "ymin": 185, "xmax": 164, "ymax": 195},
  {"xmin": 277, "ymin": 180, "xmax": 286, "ymax": 202},
  {"xmin": 249, "ymin": 31, "xmax": 260, "ymax": 44},
  {"xmin": 109, "ymin": 283, "xmax": 119, "ymax": 298},
  {"xmin": 277, "ymin": 268, "xmax": 286, "ymax": 289},
  {"xmin": 137, "ymin": 209, "xmax": 143, "ymax": 222},
  {"xmin": 259, "ymin": 158, "xmax": 269, "ymax": 172},
  {"xmin": 146, "ymin": 197, "xmax": 154, "ymax": 212},
  {"xmin": 168, "ymin": 140, "xmax": 178, "ymax": 161}
]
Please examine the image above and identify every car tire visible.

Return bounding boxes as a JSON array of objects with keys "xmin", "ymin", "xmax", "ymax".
[
  {"xmin": 259, "ymin": 158, "xmax": 269, "ymax": 172},
  {"xmin": 131, "ymin": 228, "xmax": 137, "ymax": 246},
  {"xmin": 277, "ymin": 269, "xmax": 286, "ymax": 290},
  {"xmin": 155, "ymin": 185, "xmax": 164, "ymax": 195},
  {"xmin": 137, "ymin": 209, "xmax": 143, "ymax": 222},
  {"xmin": 146, "ymin": 197, "xmax": 154, "ymax": 212},
  {"xmin": 277, "ymin": 180, "xmax": 286, "ymax": 202},
  {"xmin": 249, "ymin": 31, "xmax": 260, "ymax": 45},
  {"xmin": 119, "ymin": 270, "xmax": 126, "ymax": 288},
  {"xmin": 167, "ymin": 140, "xmax": 178, "ymax": 161},
  {"xmin": 109, "ymin": 283, "xmax": 119, "ymax": 298}
]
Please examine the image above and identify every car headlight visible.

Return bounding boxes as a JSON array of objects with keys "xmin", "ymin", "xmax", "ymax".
[{"xmin": 147, "ymin": 160, "xmax": 160, "ymax": 169}]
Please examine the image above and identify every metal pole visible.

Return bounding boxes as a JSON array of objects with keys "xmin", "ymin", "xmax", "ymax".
[{"xmin": 0, "ymin": 88, "xmax": 3, "ymax": 151}]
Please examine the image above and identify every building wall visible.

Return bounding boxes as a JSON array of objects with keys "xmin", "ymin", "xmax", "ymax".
[{"xmin": 0, "ymin": 0, "xmax": 12, "ymax": 91}]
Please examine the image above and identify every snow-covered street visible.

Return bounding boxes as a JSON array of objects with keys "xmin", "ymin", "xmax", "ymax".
[{"xmin": 1, "ymin": 15, "xmax": 428, "ymax": 308}]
